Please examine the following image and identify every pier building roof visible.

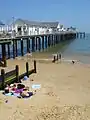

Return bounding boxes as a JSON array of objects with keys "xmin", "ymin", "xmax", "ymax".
[{"xmin": 14, "ymin": 19, "xmax": 60, "ymax": 28}]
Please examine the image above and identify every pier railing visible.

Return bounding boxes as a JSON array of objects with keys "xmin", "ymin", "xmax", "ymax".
[
  {"xmin": 0, "ymin": 31, "xmax": 77, "ymax": 40},
  {"xmin": 0, "ymin": 60, "xmax": 36, "ymax": 90}
]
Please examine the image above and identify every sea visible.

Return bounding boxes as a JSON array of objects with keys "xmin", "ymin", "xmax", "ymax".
[
  {"xmin": 62, "ymin": 33, "xmax": 90, "ymax": 64},
  {"xmin": 1, "ymin": 33, "xmax": 90, "ymax": 64}
]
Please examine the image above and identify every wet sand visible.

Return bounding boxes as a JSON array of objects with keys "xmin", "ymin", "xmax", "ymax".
[{"xmin": 0, "ymin": 57, "xmax": 90, "ymax": 120}]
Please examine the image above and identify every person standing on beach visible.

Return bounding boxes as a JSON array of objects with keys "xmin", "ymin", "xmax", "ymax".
[
  {"xmin": 59, "ymin": 53, "xmax": 62, "ymax": 62},
  {"xmin": 27, "ymin": 49, "xmax": 32, "ymax": 60},
  {"xmin": 28, "ymin": 49, "xmax": 32, "ymax": 57}
]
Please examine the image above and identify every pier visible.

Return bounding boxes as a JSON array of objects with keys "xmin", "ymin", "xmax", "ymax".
[
  {"xmin": 76, "ymin": 32, "xmax": 85, "ymax": 38},
  {"xmin": 0, "ymin": 31, "xmax": 76, "ymax": 67}
]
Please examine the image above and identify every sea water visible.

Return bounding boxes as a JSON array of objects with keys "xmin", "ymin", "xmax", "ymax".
[{"xmin": 62, "ymin": 33, "xmax": 90, "ymax": 64}]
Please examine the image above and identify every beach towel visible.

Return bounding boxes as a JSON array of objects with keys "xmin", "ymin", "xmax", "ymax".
[
  {"xmin": 4, "ymin": 92, "xmax": 14, "ymax": 96},
  {"xmin": 32, "ymin": 84, "xmax": 41, "ymax": 89},
  {"xmin": 14, "ymin": 93, "xmax": 20, "ymax": 97}
]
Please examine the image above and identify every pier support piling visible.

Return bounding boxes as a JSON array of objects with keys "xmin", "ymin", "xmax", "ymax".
[
  {"xmin": 38, "ymin": 37, "xmax": 41, "ymax": 51},
  {"xmin": 15, "ymin": 40, "xmax": 18, "ymax": 57},
  {"xmin": 32, "ymin": 37, "xmax": 35, "ymax": 52},
  {"xmin": 45, "ymin": 36, "xmax": 47, "ymax": 49},
  {"xmin": 2, "ymin": 44, "xmax": 6, "ymax": 61},
  {"xmin": 56, "ymin": 35, "xmax": 58, "ymax": 44},
  {"xmin": 48, "ymin": 35, "xmax": 51, "ymax": 47},
  {"xmin": 7, "ymin": 44, "xmax": 10, "ymax": 59},
  {"xmin": 42, "ymin": 36, "xmax": 44, "ymax": 50},
  {"xmin": 21, "ymin": 39, "xmax": 24, "ymax": 56},
  {"xmin": 27, "ymin": 38, "xmax": 30, "ymax": 53},
  {"xmin": 36, "ymin": 37, "xmax": 38, "ymax": 51},
  {"xmin": 13, "ymin": 40, "xmax": 15, "ymax": 59},
  {"xmin": 2, "ymin": 44, "xmax": 7, "ymax": 67}
]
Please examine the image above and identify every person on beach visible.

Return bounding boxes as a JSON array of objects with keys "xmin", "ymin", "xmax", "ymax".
[
  {"xmin": 18, "ymin": 89, "xmax": 36, "ymax": 98},
  {"xmin": 72, "ymin": 60, "xmax": 75, "ymax": 64},
  {"xmin": 28, "ymin": 49, "xmax": 32, "ymax": 56},
  {"xmin": 26, "ymin": 49, "xmax": 32, "ymax": 60},
  {"xmin": 59, "ymin": 53, "xmax": 62, "ymax": 62}
]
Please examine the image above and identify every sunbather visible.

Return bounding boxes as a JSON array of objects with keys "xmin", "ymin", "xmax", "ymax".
[{"xmin": 18, "ymin": 89, "xmax": 36, "ymax": 98}]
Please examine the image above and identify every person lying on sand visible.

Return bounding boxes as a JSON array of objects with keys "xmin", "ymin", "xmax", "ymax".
[
  {"xmin": 18, "ymin": 89, "xmax": 36, "ymax": 98},
  {"xmin": 3, "ymin": 83, "xmax": 26, "ymax": 94}
]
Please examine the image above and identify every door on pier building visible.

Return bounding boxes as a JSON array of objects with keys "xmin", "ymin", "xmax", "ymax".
[{"xmin": 17, "ymin": 27, "xmax": 22, "ymax": 36}]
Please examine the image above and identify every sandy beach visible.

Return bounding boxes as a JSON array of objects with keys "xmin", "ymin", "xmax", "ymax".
[{"xmin": 0, "ymin": 57, "xmax": 90, "ymax": 120}]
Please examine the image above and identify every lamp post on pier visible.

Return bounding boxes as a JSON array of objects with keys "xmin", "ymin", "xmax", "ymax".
[{"xmin": 12, "ymin": 17, "xmax": 16, "ymax": 38}]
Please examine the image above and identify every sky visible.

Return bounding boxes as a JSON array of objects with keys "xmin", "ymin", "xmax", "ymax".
[{"xmin": 0, "ymin": 0, "xmax": 90, "ymax": 32}]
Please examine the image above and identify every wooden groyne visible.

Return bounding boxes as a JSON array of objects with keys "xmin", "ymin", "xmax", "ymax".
[
  {"xmin": 0, "ymin": 32, "xmax": 78, "ymax": 67},
  {"xmin": 0, "ymin": 60, "xmax": 36, "ymax": 90}
]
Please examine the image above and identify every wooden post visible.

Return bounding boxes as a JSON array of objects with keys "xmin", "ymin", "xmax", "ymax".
[
  {"xmin": 60, "ymin": 35, "xmax": 62, "ymax": 41},
  {"xmin": 16, "ymin": 65, "xmax": 19, "ymax": 83},
  {"xmin": 13, "ymin": 40, "xmax": 15, "ymax": 59},
  {"xmin": 2, "ymin": 44, "xmax": 6, "ymax": 61},
  {"xmin": 52, "ymin": 35, "xmax": 54, "ymax": 46},
  {"xmin": 59, "ymin": 35, "xmax": 61, "ymax": 42},
  {"xmin": 48, "ymin": 35, "xmax": 50, "ymax": 47},
  {"xmin": 62, "ymin": 34, "xmax": 65, "ymax": 41},
  {"xmin": 83, "ymin": 32, "xmax": 85, "ymax": 38},
  {"xmin": 21, "ymin": 39, "xmax": 24, "ymax": 56},
  {"xmin": 28, "ymin": 38, "xmax": 30, "ymax": 51},
  {"xmin": 50, "ymin": 35, "xmax": 52, "ymax": 46},
  {"xmin": 15, "ymin": 40, "xmax": 18, "ymax": 57},
  {"xmin": 75, "ymin": 33, "xmax": 76, "ymax": 38},
  {"xmin": 52, "ymin": 56, "xmax": 56, "ymax": 63},
  {"xmin": 32, "ymin": 37, "xmax": 35, "ymax": 52},
  {"xmin": 80, "ymin": 33, "xmax": 82, "ymax": 38},
  {"xmin": 54, "ymin": 35, "xmax": 56, "ymax": 45},
  {"xmin": 45, "ymin": 36, "xmax": 47, "ymax": 49},
  {"xmin": 1, "ymin": 69, "xmax": 5, "ymax": 89},
  {"xmin": 3, "ymin": 56, "xmax": 7, "ymax": 67},
  {"xmin": 57, "ymin": 35, "xmax": 59, "ymax": 43},
  {"xmin": 51, "ymin": 35, "xmax": 53, "ymax": 46},
  {"xmin": 58, "ymin": 35, "xmax": 59, "ymax": 42},
  {"xmin": 55, "ymin": 35, "xmax": 58, "ymax": 44},
  {"xmin": 34, "ymin": 60, "xmax": 36, "ymax": 73},
  {"xmin": 49, "ymin": 35, "xmax": 51, "ymax": 46},
  {"xmin": 1, "ymin": 44, "xmax": 7, "ymax": 67},
  {"xmin": 38, "ymin": 37, "xmax": 41, "ymax": 51},
  {"xmin": 36, "ymin": 37, "xmax": 38, "ymax": 51},
  {"xmin": 76, "ymin": 33, "xmax": 78, "ymax": 38},
  {"xmin": 26, "ymin": 62, "xmax": 29, "ymax": 77},
  {"xmin": 58, "ymin": 35, "xmax": 60, "ymax": 43},
  {"xmin": 42, "ymin": 36, "xmax": 44, "ymax": 50},
  {"xmin": 7, "ymin": 44, "xmax": 10, "ymax": 59},
  {"xmin": 27, "ymin": 38, "xmax": 29, "ymax": 53}
]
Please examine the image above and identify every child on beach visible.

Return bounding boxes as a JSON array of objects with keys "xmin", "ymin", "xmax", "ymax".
[
  {"xmin": 26, "ymin": 49, "xmax": 32, "ymax": 60},
  {"xmin": 72, "ymin": 60, "xmax": 75, "ymax": 64},
  {"xmin": 28, "ymin": 49, "xmax": 32, "ymax": 57}
]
